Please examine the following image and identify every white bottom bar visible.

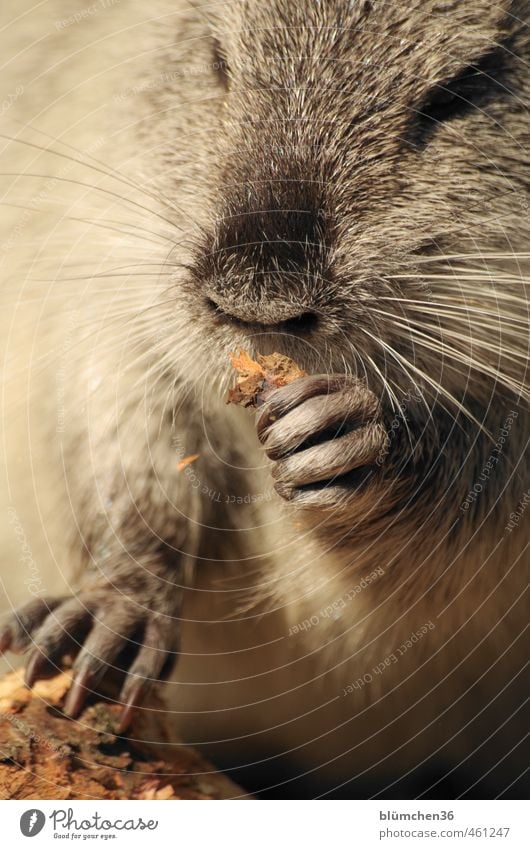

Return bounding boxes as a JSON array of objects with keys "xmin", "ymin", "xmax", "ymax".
[{"xmin": 1, "ymin": 799, "xmax": 526, "ymax": 848}]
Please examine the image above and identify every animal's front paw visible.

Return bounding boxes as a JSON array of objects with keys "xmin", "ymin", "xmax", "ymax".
[
  {"xmin": 0, "ymin": 582, "xmax": 181, "ymax": 731},
  {"xmin": 257, "ymin": 375, "xmax": 388, "ymax": 507}
]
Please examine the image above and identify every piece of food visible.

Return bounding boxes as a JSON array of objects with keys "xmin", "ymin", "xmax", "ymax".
[
  {"xmin": 227, "ymin": 349, "xmax": 306, "ymax": 408},
  {"xmin": 176, "ymin": 454, "xmax": 200, "ymax": 471}
]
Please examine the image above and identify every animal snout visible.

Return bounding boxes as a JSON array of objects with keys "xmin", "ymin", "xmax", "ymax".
[
  {"xmin": 194, "ymin": 192, "xmax": 329, "ymax": 332},
  {"xmin": 206, "ymin": 291, "xmax": 319, "ymax": 332}
]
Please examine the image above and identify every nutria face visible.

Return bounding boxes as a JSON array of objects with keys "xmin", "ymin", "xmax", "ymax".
[{"xmin": 168, "ymin": 0, "xmax": 528, "ymax": 404}]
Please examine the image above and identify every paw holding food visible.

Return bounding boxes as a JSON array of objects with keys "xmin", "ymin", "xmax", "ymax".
[
  {"xmin": 228, "ymin": 351, "xmax": 389, "ymax": 506},
  {"xmin": 258, "ymin": 375, "xmax": 389, "ymax": 506}
]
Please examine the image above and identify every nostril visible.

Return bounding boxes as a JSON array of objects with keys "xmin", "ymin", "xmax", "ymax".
[
  {"xmin": 206, "ymin": 297, "xmax": 222, "ymax": 314},
  {"xmin": 280, "ymin": 312, "xmax": 319, "ymax": 333}
]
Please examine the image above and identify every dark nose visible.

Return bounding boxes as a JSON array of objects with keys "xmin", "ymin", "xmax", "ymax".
[{"xmin": 196, "ymin": 197, "xmax": 328, "ymax": 330}]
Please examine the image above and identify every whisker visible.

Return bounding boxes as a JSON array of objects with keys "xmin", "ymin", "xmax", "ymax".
[
  {"xmin": 0, "ymin": 129, "xmax": 206, "ymax": 233},
  {"xmin": 376, "ymin": 313, "xmax": 528, "ymax": 400},
  {"xmin": 413, "ymin": 252, "xmax": 530, "ymax": 264},
  {"xmin": 373, "ymin": 307, "xmax": 529, "ymax": 347},
  {"xmin": 0, "ymin": 170, "xmax": 192, "ymax": 235},
  {"xmin": 358, "ymin": 326, "xmax": 493, "ymax": 438}
]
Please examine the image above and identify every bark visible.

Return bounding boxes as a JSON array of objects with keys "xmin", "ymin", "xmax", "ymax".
[{"xmin": 0, "ymin": 669, "xmax": 246, "ymax": 800}]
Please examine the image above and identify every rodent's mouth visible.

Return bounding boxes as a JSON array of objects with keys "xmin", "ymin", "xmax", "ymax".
[{"xmin": 204, "ymin": 297, "xmax": 319, "ymax": 335}]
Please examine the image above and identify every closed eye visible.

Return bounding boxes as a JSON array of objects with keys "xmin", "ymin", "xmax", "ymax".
[
  {"xmin": 212, "ymin": 37, "xmax": 230, "ymax": 90},
  {"xmin": 407, "ymin": 46, "xmax": 511, "ymax": 148}
]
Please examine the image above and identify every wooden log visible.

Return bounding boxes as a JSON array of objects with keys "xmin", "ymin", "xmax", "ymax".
[{"xmin": 0, "ymin": 669, "xmax": 246, "ymax": 800}]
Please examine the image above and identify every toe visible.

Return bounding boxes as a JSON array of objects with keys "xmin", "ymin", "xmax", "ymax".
[
  {"xmin": 24, "ymin": 597, "xmax": 92, "ymax": 687},
  {"xmin": 117, "ymin": 619, "xmax": 179, "ymax": 732},
  {"xmin": 1, "ymin": 597, "xmax": 66, "ymax": 656},
  {"xmin": 63, "ymin": 606, "xmax": 144, "ymax": 718},
  {"xmin": 256, "ymin": 375, "xmax": 346, "ymax": 436},
  {"xmin": 272, "ymin": 423, "xmax": 386, "ymax": 489},
  {"xmin": 63, "ymin": 664, "xmax": 94, "ymax": 719}
]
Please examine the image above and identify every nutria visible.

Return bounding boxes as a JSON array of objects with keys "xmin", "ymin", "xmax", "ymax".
[{"xmin": 0, "ymin": 0, "xmax": 528, "ymax": 798}]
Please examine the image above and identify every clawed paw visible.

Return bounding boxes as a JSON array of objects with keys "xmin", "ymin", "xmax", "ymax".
[
  {"xmin": 257, "ymin": 374, "xmax": 388, "ymax": 507},
  {"xmin": 0, "ymin": 589, "xmax": 180, "ymax": 732}
]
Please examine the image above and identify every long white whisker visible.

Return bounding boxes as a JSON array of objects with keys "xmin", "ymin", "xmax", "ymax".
[{"xmin": 358, "ymin": 326, "xmax": 494, "ymax": 438}]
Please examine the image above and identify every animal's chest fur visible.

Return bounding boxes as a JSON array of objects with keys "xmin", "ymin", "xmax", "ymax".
[{"xmin": 162, "ymin": 430, "xmax": 527, "ymax": 789}]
